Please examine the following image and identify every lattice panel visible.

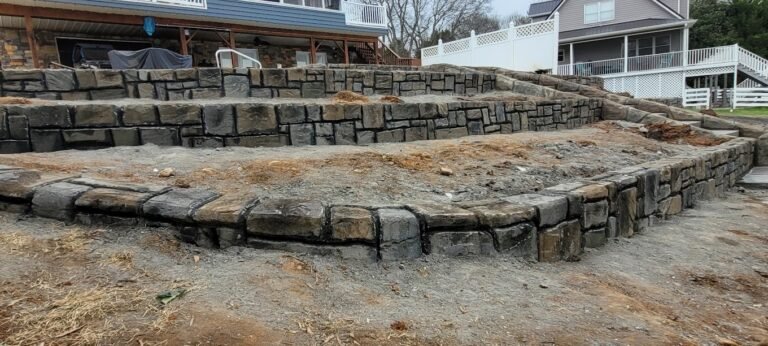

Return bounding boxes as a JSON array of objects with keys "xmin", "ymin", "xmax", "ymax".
[
  {"xmin": 443, "ymin": 39, "xmax": 470, "ymax": 54},
  {"xmin": 476, "ymin": 30, "xmax": 508, "ymax": 46},
  {"xmin": 515, "ymin": 20, "xmax": 555, "ymax": 38},
  {"xmin": 604, "ymin": 72, "xmax": 685, "ymax": 98},
  {"xmin": 422, "ymin": 46, "xmax": 438, "ymax": 58},
  {"xmin": 686, "ymin": 66, "xmax": 737, "ymax": 77}
]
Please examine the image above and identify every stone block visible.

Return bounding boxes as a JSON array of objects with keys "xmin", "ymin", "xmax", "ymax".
[
  {"xmin": 74, "ymin": 70, "xmax": 97, "ymax": 89},
  {"xmin": 30, "ymin": 129, "xmax": 64, "ymax": 152},
  {"xmin": 90, "ymin": 89, "xmax": 126, "ymax": 100},
  {"xmin": 584, "ymin": 228, "xmax": 607, "ymax": 248},
  {"xmin": 75, "ymin": 188, "xmax": 151, "ymax": 215},
  {"xmin": 502, "ymin": 194, "xmax": 568, "ymax": 228},
  {"xmin": 0, "ymin": 140, "xmax": 30, "ymax": 154},
  {"xmin": 461, "ymin": 200, "xmax": 537, "ymax": 228},
  {"xmin": 427, "ymin": 231, "xmax": 496, "ymax": 256},
  {"xmin": 32, "ymin": 182, "xmax": 92, "ymax": 220},
  {"xmin": 62, "ymin": 129, "xmax": 112, "ymax": 147},
  {"xmin": 218, "ymin": 228, "xmax": 246, "ymax": 249},
  {"xmin": 3, "ymin": 70, "xmax": 42, "ymax": 81},
  {"xmin": 262, "ymin": 69, "xmax": 287, "ymax": 87},
  {"xmin": 14, "ymin": 105, "xmax": 71, "ymax": 128},
  {"xmin": 249, "ymin": 69, "xmax": 262, "ymax": 86},
  {"xmin": 376, "ymin": 129, "xmax": 404, "ymax": 143},
  {"xmin": 247, "ymin": 239, "xmax": 377, "ymax": 260},
  {"xmin": 302, "ymin": 81, "xmax": 325, "ymax": 98},
  {"xmin": 111, "ymin": 128, "xmax": 140, "ymax": 146},
  {"xmin": 332, "ymin": 122, "xmax": 354, "ymax": 145},
  {"xmin": 390, "ymin": 104, "xmax": 420, "ymax": 120},
  {"xmin": 617, "ymin": 188, "xmax": 638, "ymax": 237},
  {"xmin": 404, "ymin": 127, "xmax": 428, "ymax": 142},
  {"xmin": 224, "ymin": 136, "xmax": 283, "ymax": 148},
  {"xmin": 494, "ymin": 222, "xmax": 537, "ymax": 258},
  {"xmin": 140, "ymin": 128, "xmax": 180, "ymax": 146},
  {"xmin": 362, "ymin": 104, "xmax": 385, "ymax": 129},
  {"xmin": 203, "ymin": 104, "xmax": 236, "ymax": 136},
  {"xmin": 434, "ymin": 127, "xmax": 468, "ymax": 139},
  {"xmin": 330, "ymin": 206, "xmax": 375, "ymax": 241},
  {"xmin": 94, "ymin": 70, "xmax": 124, "ymax": 88},
  {"xmin": 277, "ymin": 104, "xmax": 306, "ymax": 124},
  {"xmin": 8, "ymin": 116, "xmax": 28, "ymax": 140},
  {"xmin": 289, "ymin": 123, "xmax": 314, "ymax": 145},
  {"xmin": 224, "ymin": 75, "xmax": 249, "ymax": 97},
  {"xmin": 158, "ymin": 104, "xmax": 201, "ymax": 125},
  {"xmin": 194, "ymin": 194, "xmax": 256, "ymax": 227},
  {"xmin": 582, "ymin": 200, "xmax": 609, "ymax": 229},
  {"xmin": 122, "ymin": 104, "xmax": 157, "ymax": 125},
  {"xmin": 236, "ymin": 104, "xmax": 277, "ymax": 135},
  {"xmin": 323, "ymin": 104, "xmax": 344, "ymax": 121},
  {"xmin": 74, "ymin": 104, "xmax": 117, "ymax": 127},
  {"xmin": 407, "ymin": 203, "xmax": 477, "ymax": 231},
  {"xmin": 0, "ymin": 169, "xmax": 43, "ymax": 200},
  {"xmin": 538, "ymin": 219, "xmax": 581, "ymax": 262},
  {"xmin": 198, "ymin": 68, "xmax": 222, "ymax": 87},
  {"xmin": 142, "ymin": 188, "xmax": 220, "ymax": 223},
  {"xmin": 44, "ymin": 70, "xmax": 76, "ymax": 91},
  {"xmin": 246, "ymin": 199, "xmax": 325, "ymax": 240}
]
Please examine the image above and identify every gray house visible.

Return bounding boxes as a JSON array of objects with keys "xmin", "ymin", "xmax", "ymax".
[
  {"xmin": 0, "ymin": 0, "xmax": 414, "ymax": 69},
  {"xmin": 530, "ymin": 0, "xmax": 694, "ymax": 74}
]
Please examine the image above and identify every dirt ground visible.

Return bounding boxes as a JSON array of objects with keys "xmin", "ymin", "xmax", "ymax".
[
  {"xmin": 0, "ymin": 124, "xmax": 709, "ymax": 204},
  {"xmin": 0, "ymin": 188, "xmax": 766, "ymax": 345}
]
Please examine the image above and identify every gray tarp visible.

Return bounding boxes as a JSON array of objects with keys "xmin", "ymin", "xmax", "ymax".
[{"xmin": 108, "ymin": 48, "xmax": 192, "ymax": 69}]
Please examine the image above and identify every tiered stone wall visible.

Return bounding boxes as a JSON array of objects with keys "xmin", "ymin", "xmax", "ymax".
[
  {"xmin": 0, "ymin": 98, "xmax": 603, "ymax": 153},
  {"xmin": 0, "ymin": 68, "xmax": 495, "ymax": 100},
  {"xmin": 0, "ymin": 135, "xmax": 754, "ymax": 261}
]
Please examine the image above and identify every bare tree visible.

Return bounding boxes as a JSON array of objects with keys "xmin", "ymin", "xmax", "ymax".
[{"xmin": 362, "ymin": 0, "xmax": 492, "ymax": 57}]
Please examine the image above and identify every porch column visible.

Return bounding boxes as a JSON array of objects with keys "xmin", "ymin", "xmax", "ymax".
[
  {"xmin": 179, "ymin": 27, "xmax": 189, "ymax": 56},
  {"xmin": 569, "ymin": 43, "xmax": 574, "ymax": 75},
  {"xmin": 24, "ymin": 15, "xmax": 40, "ymax": 68},
  {"xmin": 374, "ymin": 40, "xmax": 380, "ymax": 65},
  {"xmin": 343, "ymin": 39, "xmax": 350, "ymax": 64},
  {"xmin": 309, "ymin": 37, "xmax": 316, "ymax": 64},
  {"xmin": 229, "ymin": 30, "xmax": 238, "ymax": 68},
  {"xmin": 623, "ymin": 35, "xmax": 629, "ymax": 73},
  {"xmin": 682, "ymin": 27, "xmax": 690, "ymax": 66}
]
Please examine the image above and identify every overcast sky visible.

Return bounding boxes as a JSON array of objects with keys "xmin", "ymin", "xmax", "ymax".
[{"xmin": 493, "ymin": 0, "xmax": 535, "ymax": 16}]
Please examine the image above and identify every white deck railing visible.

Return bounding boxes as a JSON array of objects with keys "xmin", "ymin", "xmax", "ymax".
[
  {"xmin": 123, "ymin": 0, "xmax": 207, "ymax": 8},
  {"xmin": 343, "ymin": 1, "xmax": 387, "ymax": 27},
  {"xmin": 559, "ymin": 45, "xmax": 740, "ymax": 77},
  {"xmin": 421, "ymin": 15, "xmax": 559, "ymax": 72},
  {"xmin": 734, "ymin": 88, "xmax": 768, "ymax": 108}
]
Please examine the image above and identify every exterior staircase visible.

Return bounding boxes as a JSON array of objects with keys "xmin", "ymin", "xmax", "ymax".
[
  {"xmin": 350, "ymin": 40, "xmax": 421, "ymax": 66},
  {"xmin": 737, "ymin": 46, "xmax": 768, "ymax": 87}
]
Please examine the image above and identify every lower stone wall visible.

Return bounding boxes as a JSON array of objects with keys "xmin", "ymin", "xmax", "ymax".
[
  {"xmin": 0, "ymin": 67, "xmax": 495, "ymax": 101},
  {"xmin": 547, "ymin": 74, "xmax": 605, "ymax": 90},
  {"xmin": 0, "ymin": 136, "xmax": 754, "ymax": 261},
  {"xmin": 0, "ymin": 99, "xmax": 603, "ymax": 153},
  {"xmin": 644, "ymin": 98, "xmax": 683, "ymax": 108}
]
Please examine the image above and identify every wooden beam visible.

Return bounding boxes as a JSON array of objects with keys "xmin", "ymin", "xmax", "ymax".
[
  {"xmin": 229, "ymin": 30, "xmax": 238, "ymax": 68},
  {"xmin": 24, "ymin": 15, "xmax": 40, "ymax": 68},
  {"xmin": 309, "ymin": 37, "xmax": 316, "ymax": 65},
  {"xmin": 343, "ymin": 39, "xmax": 349, "ymax": 64},
  {"xmin": 373, "ymin": 40, "xmax": 380, "ymax": 65},
  {"xmin": 179, "ymin": 27, "xmax": 189, "ymax": 56},
  {"xmin": 0, "ymin": 4, "xmax": 380, "ymax": 42}
]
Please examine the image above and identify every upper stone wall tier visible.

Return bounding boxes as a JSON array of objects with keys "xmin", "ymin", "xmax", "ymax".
[
  {"xmin": 0, "ymin": 68, "xmax": 495, "ymax": 101},
  {"xmin": 0, "ymin": 99, "xmax": 603, "ymax": 154}
]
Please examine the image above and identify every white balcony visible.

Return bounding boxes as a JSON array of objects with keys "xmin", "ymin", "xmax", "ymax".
[
  {"xmin": 121, "ymin": 0, "xmax": 207, "ymax": 9},
  {"xmin": 343, "ymin": 1, "xmax": 387, "ymax": 28}
]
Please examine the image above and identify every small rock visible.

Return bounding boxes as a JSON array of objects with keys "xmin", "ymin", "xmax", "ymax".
[
  {"xmin": 158, "ymin": 168, "xmax": 175, "ymax": 178},
  {"xmin": 439, "ymin": 167, "xmax": 454, "ymax": 176},
  {"xmin": 539, "ymin": 283, "xmax": 549, "ymax": 289}
]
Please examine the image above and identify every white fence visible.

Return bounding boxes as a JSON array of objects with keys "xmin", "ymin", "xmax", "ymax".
[
  {"xmin": 683, "ymin": 88, "xmax": 711, "ymax": 108},
  {"xmin": 421, "ymin": 15, "xmax": 559, "ymax": 72},
  {"xmin": 734, "ymin": 88, "xmax": 768, "ymax": 108}
]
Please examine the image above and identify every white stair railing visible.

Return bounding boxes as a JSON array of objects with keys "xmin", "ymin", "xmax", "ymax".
[
  {"xmin": 215, "ymin": 49, "xmax": 263, "ymax": 69},
  {"xmin": 738, "ymin": 46, "xmax": 768, "ymax": 80}
]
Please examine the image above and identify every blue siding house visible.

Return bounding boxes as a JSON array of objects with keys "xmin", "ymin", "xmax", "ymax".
[{"xmin": 0, "ymin": 0, "xmax": 403, "ymax": 69}]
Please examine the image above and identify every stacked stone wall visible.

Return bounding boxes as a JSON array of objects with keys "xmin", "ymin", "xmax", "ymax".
[
  {"xmin": 0, "ymin": 68, "xmax": 495, "ymax": 101},
  {"xmin": 0, "ymin": 98, "xmax": 602, "ymax": 153}
]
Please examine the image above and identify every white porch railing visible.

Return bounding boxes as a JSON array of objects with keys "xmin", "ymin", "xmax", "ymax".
[
  {"xmin": 343, "ymin": 1, "xmax": 387, "ymax": 27},
  {"xmin": 421, "ymin": 15, "xmax": 559, "ymax": 72},
  {"xmin": 683, "ymin": 88, "xmax": 711, "ymax": 108},
  {"xmin": 122, "ymin": 0, "xmax": 207, "ymax": 8},
  {"xmin": 559, "ymin": 45, "xmax": 740, "ymax": 77}
]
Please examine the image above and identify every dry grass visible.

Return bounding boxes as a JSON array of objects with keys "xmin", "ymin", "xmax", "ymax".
[
  {"xmin": 332, "ymin": 90, "xmax": 369, "ymax": 104},
  {"xmin": 0, "ymin": 229, "xmax": 95, "ymax": 256},
  {"xmin": 107, "ymin": 251, "xmax": 135, "ymax": 269},
  {"xmin": 0, "ymin": 96, "xmax": 34, "ymax": 105}
]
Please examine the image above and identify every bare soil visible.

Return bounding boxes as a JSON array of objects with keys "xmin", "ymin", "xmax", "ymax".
[
  {"xmin": 0, "ymin": 125, "xmax": 707, "ymax": 204},
  {"xmin": 1, "ymin": 190, "xmax": 766, "ymax": 345}
]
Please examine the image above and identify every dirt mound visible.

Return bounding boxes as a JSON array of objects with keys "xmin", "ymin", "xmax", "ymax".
[
  {"xmin": 380, "ymin": 95, "xmax": 403, "ymax": 104},
  {"xmin": 332, "ymin": 91, "xmax": 369, "ymax": 104},
  {"xmin": 644, "ymin": 123, "xmax": 729, "ymax": 146},
  {"xmin": 0, "ymin": 96, "xmax": 33, "ymax": 105}
]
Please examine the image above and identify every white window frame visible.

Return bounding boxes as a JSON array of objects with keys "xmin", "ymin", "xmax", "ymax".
[
  {"xmin": 584, "ymin": 0, "xmax": 615, "ymax": 24},
  {"xmin": 218, "ymin": 47, "xmax": 259, "ymax": 68},
  {"xmin": 296, "ymin": 51, "xmax": 328, "ymax": 66}
]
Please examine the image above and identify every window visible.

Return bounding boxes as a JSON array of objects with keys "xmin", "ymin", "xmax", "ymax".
[
  {"xmin": 558, "ymin": 49, "xmax": 565, "ymax": 63},
  {"xmin": 218, "ymin": 48, "xmax": 259, "ymax": 68},
  {"xmin": 296, "ymin": 51, "xmax": 328, "ymax": 66},
  {"xmin": 584, "ymin": 0, "xmax": 615, "ymax": 24},
  {"xmin": 624, "ymin": 35, "xmax": 673, "ymax": 57}
]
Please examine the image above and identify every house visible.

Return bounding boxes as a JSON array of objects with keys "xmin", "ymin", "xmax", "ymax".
[
  {"xmin": 0, "ymin": 0, "xmax": 414, "ymax": 69},
  {"xmin": 529, "ymin": 0, "xmax": 768, "ymax": 104}
]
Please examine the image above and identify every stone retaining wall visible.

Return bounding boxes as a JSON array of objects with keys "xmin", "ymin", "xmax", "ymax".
[
  {"xmin": 0, "ymin": 68, "xmax": 494, "ymax": 101},
  {"xmin": 0, "ymin": 135, "xmax": 754, "ymax": 261},
  {"xmin": 0, "ymin": 99, "xmax": 603, "ymax": 153}
]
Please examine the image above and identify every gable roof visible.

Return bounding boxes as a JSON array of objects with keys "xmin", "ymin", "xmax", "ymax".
[{"xmin": 528, "ymin": 0, "xmax": 684, "ymax": 20}]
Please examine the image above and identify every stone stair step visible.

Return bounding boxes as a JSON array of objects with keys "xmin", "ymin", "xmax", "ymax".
[
  {"xmin": 711, "ymin": 129, "xmax": 740, "ymax": 137},
  {"xmin": 680, "ymin": 120, "xmax": 702, "ymax": 127},
  {"xmin": 737, "ymin": 167, "xmax": 768, "ymax": 189}
]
